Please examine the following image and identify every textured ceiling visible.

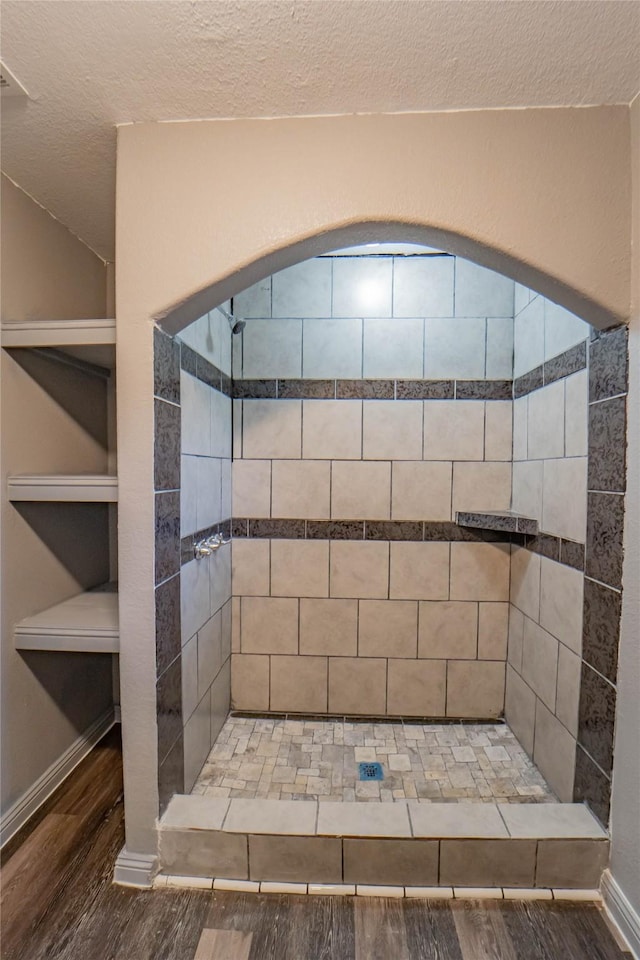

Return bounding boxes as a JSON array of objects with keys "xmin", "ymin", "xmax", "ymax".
[{"xmin": 2, "ymin": 0, "xmax": 639, "ymax": 261}]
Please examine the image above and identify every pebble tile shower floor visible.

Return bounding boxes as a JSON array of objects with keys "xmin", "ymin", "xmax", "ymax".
[{"xmin": 192, "ymin": 715, "xmax": 556, "ymax": 803}]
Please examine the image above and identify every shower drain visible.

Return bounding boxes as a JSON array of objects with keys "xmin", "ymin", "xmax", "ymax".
[{"xmin": 358, "ymin": 762, "xmax": 384, "ymax": 781}]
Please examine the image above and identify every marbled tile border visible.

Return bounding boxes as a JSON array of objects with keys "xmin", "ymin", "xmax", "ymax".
[
  {"xmin": 180, "ymin": 341, "xmax": 233, "ymax": 398},
  {"xmin": 233, "ymin": 378, "xmax": 512, "ymax": 401},
  {"xmin": 457, "ymin": 512, "xmax": 538, "ymax": 535},
  {"xmin": 523, "ymin": 533, "xmax": 585, "ymax": 571},
  {"xmin": 181, "ymin": 519, "xmax": 233, "ymax": 565},
  {"xmin": 513, "ymin": 341, "xmax": 587, "ymax": 399},
  {"xmin": 230, "ymin": 517, "xmax": 510, "ymax": 543}
]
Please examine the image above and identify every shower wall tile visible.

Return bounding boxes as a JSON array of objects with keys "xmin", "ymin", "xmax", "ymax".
[
  {"xmin": 564, "ymin": 370, "xmax": 588, "ymax": 457},
  {"xmin": 272, "ymin": 258, "xmax": 332, "ymax": 318},
  {"xmin": 358, "ymin": 600, "xmax": 418, "ymax": 659},
  {"xmin": 573, "ymin": 745, "xmax": 611, "ymax": 827},
  {"xmin": 154, "ymin": 327, "xmax": 181, "ymax": 404},
  {"xmin": 542, "ymin": 457, "xmax": 587, "ymax": 543},
  {"xmin": 331, "ymin": 461, "xmax": 391, "ymax": 520},
  {"xmin": 329, "ymin": 541, "xmax": 390, "ymax": 599},
  {"xmin": 511, "ymin": 461, "xmax": 543, "ymax": 522},
  {"xmin": 585, "ymin": 491, "xmax": 625, "ymax": 590},
  {"xmin": 299, "ymin": 598, "xmax": 358, "ymax": 657},
  {"xmin": 180, "ymin": 455, "xmax": 198, "ymax": 535},
  {"xmin": 514, "ymin": 283, "xmax": 532, "ymax": 315},
  {"xmin": 154, "ymin": 399, "xmax": 181, "ymax": 491},
  {"xmin": 423, "ymin": 401, "xmax": 485, "ymax": 461},
  {"xmin": 328, "ymin": 657, "xmax": 387, "ymax": 715},
  {"xmin": 454, "ymin": 259, "xmax": 514, "ymax": 318},
  {"xmin": 532, "ymin": 700, "xmax": 576, "ymax": 802},
  {"xmin": 543, "ymin": 302, "xmax": 590, "ymax": 362},
  {"xmin": 451, "ymin": 462, "xmax": 511, "ymax": 515},
  {"xmin": 181, "ymin": 634, "xmax": 198, "ymax": 721},
  {"xmin": 242, "ymin": 318, "xmax": 302, "ymax": 379},
  {"xmin": 588, "ymin": 395, "xmax": 626, "ymax": 493},
  {"xmin": 486, "ymin": 317, "xmax": 514, "ymax": 379},
  {"xmin": 270, "ymin": 539, "xmax": 329, "ymax": 598},
  {"xmin": 240, "ymin": 597, "xmax": 298, "ymax": 654},
  {"xmin": 183, "ymin": 688, "xmax": 212, "ymax": 793},
  {"xmin": 362, "ymin": 401, "xmax": 423, "ymax": 460},
  {"xmin": 157, "ymin": 656, "xmax": 183, "ymax": 764},
  {"xmin": 155, "ymin": 491, "xmax": 181, "ymax": 585},
  {"xmin": 418, "ymin": 600, "xmax": 477, "ymax": 660},
  {"xmin": 424, "ymin": 317, "xmax": 486, "ymax": 380},
  {"xmin": 232, "ymin": 459, "xmax": 272, "ymax": 518},
  {"xmin": 231, "ymin": 653, "xmax": 270, "ymax": 711},
  {"xmin": 477, "ymin": 603, "xmax": 509, "ymax": 660},
  {"xmin": 446, "ymin": 661, "xmax": 505, "ymax": 718},
  {"xmin": 270, "ymin": 655, "xmax": 328, "ymax": 713},
  {"xmin": 181, "ymin": 557, "xmax": 210, "ymax": 643},
  {"xmin": 582, "ymin": 578, "xmax": 621, "ymax": 683},
  {"xmin": 521, "ymin": 618, "xmax": 558, "ymax": 711},
  {"xmin": 242, "ymin": 399, "xmax": 302, "ymax": 459},
  {"xmin": 389, "ymin": 542, "xmax": 450, "ymax": 601},
  {"xmin": 555, "ymin": 644, "xmax": 581, "ymax": 737},
  {"xmin": 363, "ymin": 318, "xmax": 424, "ymax": 379},
  {"xmin": 271, "ymin": 460, "xmax": 331, "ymax": 519},
  {"xmin": 196, "ymin": 456, "xmax": 222, "ymax": 529},
  {"xmin": 449, "ymin": 542, "xmax": 510, "ymax": 601},
  {"xmin": 155, "ymin": 573, "xmax": 181, "ymax": 678},
  {"xmin": 180, "ymin": 372, "xmax": 211, "ymax": 456},
  {"xmin": 387, "ymin": 658, "xmax": 447, "ymax": 716},
  {"xmin": 302, "ymin": 318, "xmax": 363, "ymax": 379},
  {"xmin": 302, "ymin": 400, "xmax": 362, "ymax": 459},
  {"xmin": 198, "ymin": 610, "xmax": 223, "ymax": 699},
  {"xmin": 484, "ymin": 401, "xmax": 512, "ymax": 461},
  {"xmin": 507, "ymin": 606, "xmax": 525, "ymax": 674},
  {"xmin": 233, "ymin": 278, "xmax": 272, "ymax": 319},
  {"xmin": 514, "ymin": 296, "xmax": 544, "ymax": 379},
  {"xmin": 332, "ymin": 257, "xmax": 393, "ymax": 318},
  {"xmin": 392, "ymin": 255, "xmax": 454, "ymax": 317},
  {"xmin": 505, "ymin": 665, "xmax": 535, "ymax": 755},
  {"xmin": 509, "ymin": 547, "xmax": 540, "ymax": 622},
  {"xmin": 527, "ymin": 381, "xmax": 564, "ymax": 460},
  {"xmin": 158, "ymin": 733, "xmax": 185, "ymax": 815},
  {"xmin": 539, "ymin": 557, "xmax": 583, "ymax": 655},
  {"xmin": 589, "ymin": 325, "xmax": 628, "ymax": 402},
  {"xmin": 578, "ymin": 664, "xmax": 616, "ymax": 776},
  {"xmin": 390, "ymin": 461, "xmax": 452, "ymax": 521}
]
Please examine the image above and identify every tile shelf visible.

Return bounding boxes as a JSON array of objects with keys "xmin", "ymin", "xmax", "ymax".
[
  {"xmin": 7, "ymin": 474, "xmax": 118, "ymax": 502},
  {"xmin": 456, "ymin": 511, "xmax": 538, "ymax": 536},
  {"xmin": 14, "ymin": 585, "xmax": 119, "ymax": 653},
  {"xmin": 1, "ymin": 318, "xmax": 116, "ymax": 369}
]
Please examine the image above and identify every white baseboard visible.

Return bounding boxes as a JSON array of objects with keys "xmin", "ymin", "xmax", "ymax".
[
  {"xmin": 602, "ymin": 869, "xmax": 640, "ymax": 959},
  {"xmin": 113, "ymin": 846, "xmax": 157, "ymax": 888},
  {"xmin": 0, "ymin": 707, "xmax": 116, "ymax": 848}
]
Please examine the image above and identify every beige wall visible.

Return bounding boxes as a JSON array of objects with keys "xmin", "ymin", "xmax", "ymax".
[
  {"xmin": 1, "ymin": 174, "xmax": 106, "ymax": 322},
  {"xmin": 609, "ymin": 91, "xmax": 640, "ymax": 927},
  {"xmin": 116, "ymin": 105, "xmax": 632, "ymax": 857},
  {"xmin": 1, "ymin": 180, "xmax": 112, "ymax": 826}
]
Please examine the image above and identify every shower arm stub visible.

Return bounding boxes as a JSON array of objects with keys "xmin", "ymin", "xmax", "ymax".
[{"xmin": 194, "ymin": 532, "xmax": 231, "ymax": 560}]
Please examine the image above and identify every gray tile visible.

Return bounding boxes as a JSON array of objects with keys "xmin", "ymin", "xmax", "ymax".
[
  {"xmin": 499, "ymin": 804, "xmax": 605, "ymax": 838},
  {"xmin": 589, "ymin": 326, "xmax": 628, "ymax": 402},
  {"xmin": 317, "ymin": 802, "xmax": 411, "ymax": 837},
  {"xmin": 162, "ymin": 794, "xmax": 230, "ymax": 830},
  {"xmin": 585, "ymin": 492, "xmax": 625, "ymax": 589},
  {"xmin": 582, "ymin": 578, "xmax": 621, "ymax": 683},
  {"xmin": 154, "ymin": 327, "xmax": 181, "ymax": 404},
  {"xmin": 440, "ymin": 839, "xmax": 536, "ymax": 887},
  {"xmin": 225, "ymin": 799, "xmax": 317, "ymax": 835},
  {"xmin": 578, "ymin": 664, "xmax": 616, "ymax": 776},
  {"xmin": 343, "ymin": 838, "xmax": 438, "ymax": 885},
  {"xmin": 248, "ymin": 835, "xmax": 342, "ymax": 882},
  {"xmin": 155, "ymin": 491, "xmax": 181, "ymax": 584},
  {"xmin": 336, "ymin": 379, "xmax": 394, "ymax": 399},
  {"xmin": 160, "ymin": 828, "xmax": 248, "ymax": 879},
  {"xmin": 573, "ymin": 745, "xmax": 611, "ymax": 828},
  {"xmin": 536, "ymin": 839, "xmax": 609, "ymax": 888},
  {"xmin": 155, "ymin": 574, "xmax": 181, "ymax": 678},
  {"xmin": 408, "ymin": 802, "xmax": 508, "ymax": 837},
  {"xmin": 588, "ymin": 396, "xmax": 626, "ymax": 493}
]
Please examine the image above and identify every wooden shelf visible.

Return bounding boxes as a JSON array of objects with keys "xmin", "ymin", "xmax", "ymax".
[
  {"xmin": 15, "ymin": 586, "xmax": 119, "ymax": 653},
  {"xmin": 1, "ymin": 319, "xmax": 115, "ymax": 369},
  {"xmin": 7, "ymin": 474, "xmax": 118, "ymax": 502},
  {"xmin": 455, "ymin": 511, "xmax": 538, "ymax": 535}
]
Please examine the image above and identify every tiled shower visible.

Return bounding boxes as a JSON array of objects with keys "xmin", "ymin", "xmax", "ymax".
[{"xmin": 153, "ymin": 247, "xmax": 627, "ymax": 828}]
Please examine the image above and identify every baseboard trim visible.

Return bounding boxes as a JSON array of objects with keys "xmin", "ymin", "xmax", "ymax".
[
  {"xmin": 0, "ymin": 707, "xmax": 116, "ymax": 849},
  {"xmin": 601, "ymin": 869, "xmax": 640, "ymax": 959},
  {"xmin": 113, "ymin": 847, "xmax": 157, "ymax": 888}
]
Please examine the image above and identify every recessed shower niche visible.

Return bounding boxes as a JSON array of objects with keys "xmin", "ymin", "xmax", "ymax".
[{"xmin": 152, "ymin": 243, "xmax": 626, "ymax": 886}]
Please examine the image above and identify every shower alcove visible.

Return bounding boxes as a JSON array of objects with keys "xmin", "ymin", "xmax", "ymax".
[{"xmin": 152, "ymin": 243, "xmax": 625, "ymax": 890}]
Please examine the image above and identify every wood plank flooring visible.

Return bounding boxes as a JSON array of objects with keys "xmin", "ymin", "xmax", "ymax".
[{"xmin": 0, "ymin": 727, "xmax": 630, "ymax": 960}]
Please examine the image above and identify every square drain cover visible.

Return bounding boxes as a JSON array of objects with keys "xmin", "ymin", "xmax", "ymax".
[{"xmin": 358, "ymin": 762, "xmax": 384, "ymax": 781}]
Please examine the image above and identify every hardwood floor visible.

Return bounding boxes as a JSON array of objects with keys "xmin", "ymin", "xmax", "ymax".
[{"xmin": 0, "ymin": 727, "xmax": 630, "ymax": 960}]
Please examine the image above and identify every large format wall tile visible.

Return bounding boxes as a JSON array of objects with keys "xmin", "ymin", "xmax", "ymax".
[
  {"xmin": 387, "ymin": 659, "xmax": 447, "ymax": 716},
  {"xmin": 389, "ymin": 542, "xmax": 450, "ymax": 600},
  {"xmin": 358, "ymin": 600, "xmax": 418, "ymax": 658},
  {"xmin": 299, "ymin": 599, "xmax": 358, "ymax": 656},
  {"xmin": 270, "ymin": 655, "xmax": 328, "ymax": 713},
  {"xmin": 418, "ymin": 601, "xmax": 478, "ymax": 659},
  {"xmin": 391, "ymin": 461, "xmax": 452, "ymax": 520},
  {"xmin": 272, "ymin": 258, "xmax": 332, "ymax": 318},
  {"xmin": 364, "ymin": 317, "xmax": 424, "ymax": 379},
  {"xmin": 155, "ymin": 491, "xmax": 181, "ymax": 585},
  {"xmin": 446, "ymin": 661, "xmax": 505, "ymax": 718},
  {"xmin": 302, "ymin": 318, "xmax": 362, "ymax": 378},
  {"xmin": 573, "ymin": 744, "xmax": 611, "ymax": 826},
  {"xmin": 532, "ymin": 700, "xmax": 576, "ymax": 802},
  {"xmin": 272, "ymin": 460, "xmax": 331, "ymax": 519},
  {"xmin": 362, "ymin": 401, "xmax": 423, "ymax": 460},
  {"xmin": 303, "ymin": 400, "xmax": 362, "ymax": 459},
  {"xmin": 543, "ymin": 302, "xmax": 589, "ymax": 362},
  {"xmin": 393, "ymin": 255, "xmax": 454, "ymax": 317},
  {"xmin": 424, "ymin": 317, "xmax": 486, "ymax": 379},
  {"xmin": 329, "ymin": 541, "xmax": 390, "ymax": 599},
  {"xmin": 328, "ymin": 657, "xmax": 387, "ymax": 715},
  {"xmin": 450, "ymin": 543, "xmax": 510, "ymax": 601},
  {"xmin": 423, "ymin": 401, "xmax": 485, "ymax": 461},
  {"xmin": 542, "ymin": 457, "xmax": 587, "ymax": 543},
  {"xmin": 242, "ymin": 318, "xmax": 302, "ymax": 379},
  {"xmin": 270, "ymin": 539, "xmax": 329, "ymax": 598},
  {"xmin": 454, "ymin": 259, "xmax": 514, "ymax": 319},
  {"xmin": 240, "ymin": 597, "xmax": 298, "ymax": 654},
  {"xmin": 538, "ymin": 557, "xmax": 583, "ymax": 654},
  {"xmin": 243, "ymin": 400, "xmax": 302, "ymax": 459},
  {"xmin": 331, "ymin": 461, "xmax": 391, "ymax": 520},
  {"xmin": 451, "ymin": 462, "xmax": 511, "ymax": 514}
]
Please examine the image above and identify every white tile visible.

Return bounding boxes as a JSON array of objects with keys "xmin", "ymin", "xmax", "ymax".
[
  {"xmin": 503, "ymin": 888, "xmax": 553, "ymax": 900},
  {"xmin": 181, "ymin": 455, "xmax": 199, "ymax": 536},
  {"xmin": 512, "ymin": 397, "xmax": 528, "ymax": 462},
  {"xmin": 528, "ymin": 381, "xmax": 565, "ymax": 460},
  {"xmin": 233, "ymin": 398, "xmax": 243, "ymax": 458},
  {"xmin": 232, "ymin": 459, "xmax": 271, "ymax": 518},
  {"xmin": 357, "ymin": 885, "xmax": 404, "ymax": 898},
  {"xmin": 564, "ymin": 370, "xmax": 588, "ymax": 457},
  {"xmin": 552, "ymin": 889, "xmax": 602, "ymax": 901},
  {"xmin": 454, "ymin": 259, "xmax": 514, "ymax": 318},
  {"xmin": 390, "ymin": 542, "xmax": 450, "ymax": 600},
  {"xmin": 450, "ymin": 543, "xmax": 511, "ymax": 601},
  {"xmin": 452, "ymin": 462, "xmax": 511, "ymax": 514},
  {"xmin": 181, "ymin": 557, "xmax": 211, "ymax": 643},
  {"xmin": 424, "ymin": 317, "xmax": 486, "ymax": 379},
  {"xmin": 542, "ymin": 457, "xmax": 587, "ymax": 542},
  {"xmin": 484, "ymin": 401, "xmax": 512, "ymax": 461},
  {"xmin": 232, "ymin": 539, "xmax": 270, "ymax": 597},
  {"xmin": 211, "ymin": 390, "xmax": 232, "ymax": 459},
  {"xmin": 539, "ymin": 557, "xmax": 583, "ymax": 653},
  {"xmin": 233, "ymin": 278, "xmax": 272, "ymax": 319},
  {"xmin": 486, "ymin": 317, "xmax": 514, "ymax": 379},
  {"xmin": 405, "ymin": 887, "xmax": 454, "ymax": 900},
  {"xmin": 330, "ymin": 541, "xmax": 389, "ymax": 599},
  {"xmin": 362, "ymin": 401, "xmax": 423, "ymax": 460},
  {"xmin": 391, "ymin": 461, "xmax": 452, "ymax": 521},
  {"xmin": 522, "ymin": 618, "xmax": 558, "ymax": 710},
  {"xmin": 181, "ymin": 371, "xmax": 211, "ymax": 455},
  {"xmin": 514, "ymin": 296, "xmax": 544, "ymax": 378},
  {"xmin": 242, "ymin": 318, "xmax": 302, "ymax": 378},
  {"xmin": 272, "ymin": 460, "xmax": 331, "ymax": 519},
  {"xmin": 453, "ymin": 888, "xmax": 504, "ymax": 899},
  {"xmin": 179, "ymin": 312, "xmax": 218, "ymax": 367},
  {"xmin": 271, "ymin": 539, "xmax": 329, "ymax": 598},
  {"xmin": 165, "ymin": 875, "xmax": 213, "ymax": 890},
  {"xmin": 393, "ymin": 255, "xmax": 454, "ymax": 317},
  {"xmin": 182, "ymin": 634, "xmax": 199, "ymax": 719},
  {"xmin": 213, "ymin": 878, "xmax": 261, "ymax": 893},
  {"xmin": 260, "ymin": 882, "xmax": 308, "ymax": 894},
  {"xmin": 332, "ymin": 257, "xmax": 393, "ymax": 318},
  {"xmin": 272, "ymin": 258, "xmax": 332, "ymax": 318},
  {"xmin": 303, "ymin": 400, "xmax": 362, "ymax": 459},
  {"xmin": 514, "ymin": 283, "xmax": 531, "ymax": 315},
  {"xmin": 511, "ymin": 461, "xmax": 543, "ymax": 521},
  {"xmin": 423, "ymin": 401, "xmax": 485, "ymax": 461},
  {"xmin": 544, "ymin": 301, "xmax": 590, "ymax": 361},
  {"xmin": 331, "ymin": 461, "xmax": 391, "ymax": 520},
  {"xmin": 303, "ymin": 318, "xmax": 362, "ymax": 378},
  {"xmin": 243, "ymin": 400, "xmax": 302, "ymax": 459},
  {"xmin": 308, "ymin": 884, "xmax": 356, "ymax": 896},
  {"xmin": 509, "ymin": 547, "xmax": 540, "ymax": 621},
  {"xmin": 196, "ymin": 456, "xmax": 222, "ymax": 529},
  {"xmin": 363, "ymin": 318, "xmax": 424, "ymax": 378}
]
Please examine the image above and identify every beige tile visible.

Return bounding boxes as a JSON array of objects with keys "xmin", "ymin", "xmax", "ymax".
[
  {"xmin": 539, "ymin": 557, "xmax": 583, "ymax": 654},
  {"xmin": 300, "ymin": 599, "xmax": 357, "ymax": 656},
  {"xmin": 564, "ymin": 370, "xmax": 588, "ymax": 457},
  {"xmin": 159, "ymin": 829, "xmax": 248, "ymax": 880},
  {"xmin": 270, "ymin": 540, "xmax": 329, "ymax": 598},
  {"xmin": 542, "ymin": 457, "xmax": 587, "ymax": 543},
  {"xmin": 486, "ymin": 318, "xmax": 514, "ymax": 380},
  {"xmin": 330, "ymin": 541, "xmax": 389, "ymax": 599},
  {"xmin": 343, "ymin": 839, "xmax": 437, "ymax": 886},
  {"xmin": 231, "ymin": 597, "xmax": 241, "ymax": 652},
  {"xmin": 528, "ymin": 380, "xmax": 565, "ymax": 460},
  {"xmin": 248, "ymin": 836, "xmax": 342, "ymax": 883},
  {"xmin": 331, "ymin": 461, "xmax": 391, "ymax": 520},
  {"xmin": 533, "ymin": 700, "xmax": 576, "ymax": 802},
  {"xmin": 387, "ymin": 659, "xmax": 446, "ymax": 716},
  {"xmin": 242, "ymin": 317, "xmax": 302, "ymax": 378},
  {"xmin": 308, "ymin": 884, "xmax": 356, "ymax": 896},
  {"xmin": 440, "ymin": 839, "xmax": 536, "ymax": 887},
  {"xmin": 362, "ymin": 401, "xmax": 423, "ymax": 460},
  {"xmin": 446, "ymin": 661, "xmax": 505, "ymax": 718},
  {"xmin": 484, "ymin": 401, "xmax": 512, "ymax": 461},
  {"xmin": 303, "ymin": 317, "xmax": 363, "ymax": 378},
  {"xmin": 452, "ymin": 462, "xmax": 512, "ymax": 514},
  {"xmin": 302, "ymin": 400, "xmax": 362, "ymax": 459},
  {"xmin": 328, "ymin": 657, "xmax": 387, "ymax": 715},
  {"xmin": 317, "ymin": 801, "xmax": 410, "ymax": 837},
  {"xmin": 391, "ymin": 461, "xmax": 452, "ymax": 521},
  {"xmin": 163, "ymin": 795, "xmax": 230, "ymax": 830},
  {"xmin": 418, "ymin": 601, "xmax": 477, "ymax": 659},
  {"xmin": 514, "ymin": 296, "xmax": 544, "ymax": 378},
  {"xmin": 423, "ymin": 401, "xmax": 485, "ymax": 461},
  {"xmin": 363, "ymin": 317, "xmax": 424, "ymax": 379},
  {"xmin": 389, "ymin": 542, "xmax": 450, "ymax": 600},
  {"xmin": 522, "ymin": 618, "xmax": 558, "ymax": 711},
  {"xmin": 511, "ymin": 460, "xmax": 543, "ymax": 521},
  {"xmin": 510, "ymin": 546, "xmax": 541, "ymax": 620},
  {"xmin": 198, "ymin": 611, "xmax": 223, "ymax": 698},
  {"xmin": 504, "ymin": 665, "xmax": 536, "ymax": 755},
  {"xmin": 450, "ymin": 542, "xmax": 510, "ymax": 601},
  {"xmin": 555, "ymin": 644, "xmax": 581, "ymax": 736},
  {"xmin": 512, "ymin": 397, "xmax": 528, "ymax": 462},
  {"xmin": 260, "ymin": 881, "xmax": 308, "ymax": 895},
  {"xmin": 270, "ymin": 655, "xmax": 328, "ymax": 713},
  {"xmin": 478, "ymin": 602, "xmax": 509, "ymax": 660},
  {"xmin": 243, "ymin": 400, "xmax": 302, "ymax": 459},
  {"xmin": 408, "ymin": 802, "xmax": 508, "ymax": 838},
  {"xmin": 424, "ymin": 317, "xmax": 486, "ymax": 379},
  {"xmin": 182, "ymin": 634, "xmax": 199, "ymax": 719},
  {"xmin": 358, "ymin": 600, "xmax": 417, "ymax": 658},
  {"xmin": 232, "ymin": 539, "xmax": 270, "ymax": 597},
  {"xmin": 231, "ymin": 654, "xmax": 270, "ymax": 711},
  {"xmin": 271, "ymin": 460, "xmax": 331, "ymax": 519},
  {"xmin": 536, "ymin": 840, "xmax": 609, "ymax": 889},
  {"xmin": 233, "ymin": 399, "xmax": 243, "ymax": 459},
  {"xmin": 240, "ymin": 597, "xmax": 298, "ymax": 654},
  {"xmin": 507, "ymin": 604, "xmax": 525, "ymax": 672},
  {"xmin": 213, "ymin": 879, "xmax": 260, "ymax": 893},
  {"xmin": 225, "ymin": 799, "xmax": 317, "ymax": 835},
  {"xmin": 356, "ymin": 885, "xmax": 405, "ymax": 898},
  {"xmin": 499, "ymin": 804, "xmax": 606, "ymax": 839},
  {"xmin": 405, "ymin": 887, "xmax": 454, "ymax": 900}
]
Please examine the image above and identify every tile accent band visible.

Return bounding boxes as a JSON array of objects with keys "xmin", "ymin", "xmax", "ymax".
[
  {"xmin": 233, "ymin": 379, "xmax": 512, "ymax": 401},
  {"xmin": 513, "ymin": 341, "xmax": 587, "ymax": 399},
  {"xmin": 180, "ymin": 341, "xmax": 233, "ymax": 398}
]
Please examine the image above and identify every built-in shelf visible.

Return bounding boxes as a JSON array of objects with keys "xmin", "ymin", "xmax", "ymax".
[
  {"xmin": 15, "ymin": 585, "xmax": 119, "ymax": 653},
  {"xmin": 456, "ymin": 511, "xmax": 538, "ymax": 535},
  {"xmin": 1, "ymin": 319, "xmax": 116, "ymax": 370},
  {"xmin": 7, "ymin": 474, "xmax": 118, "ymax": 502}
]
